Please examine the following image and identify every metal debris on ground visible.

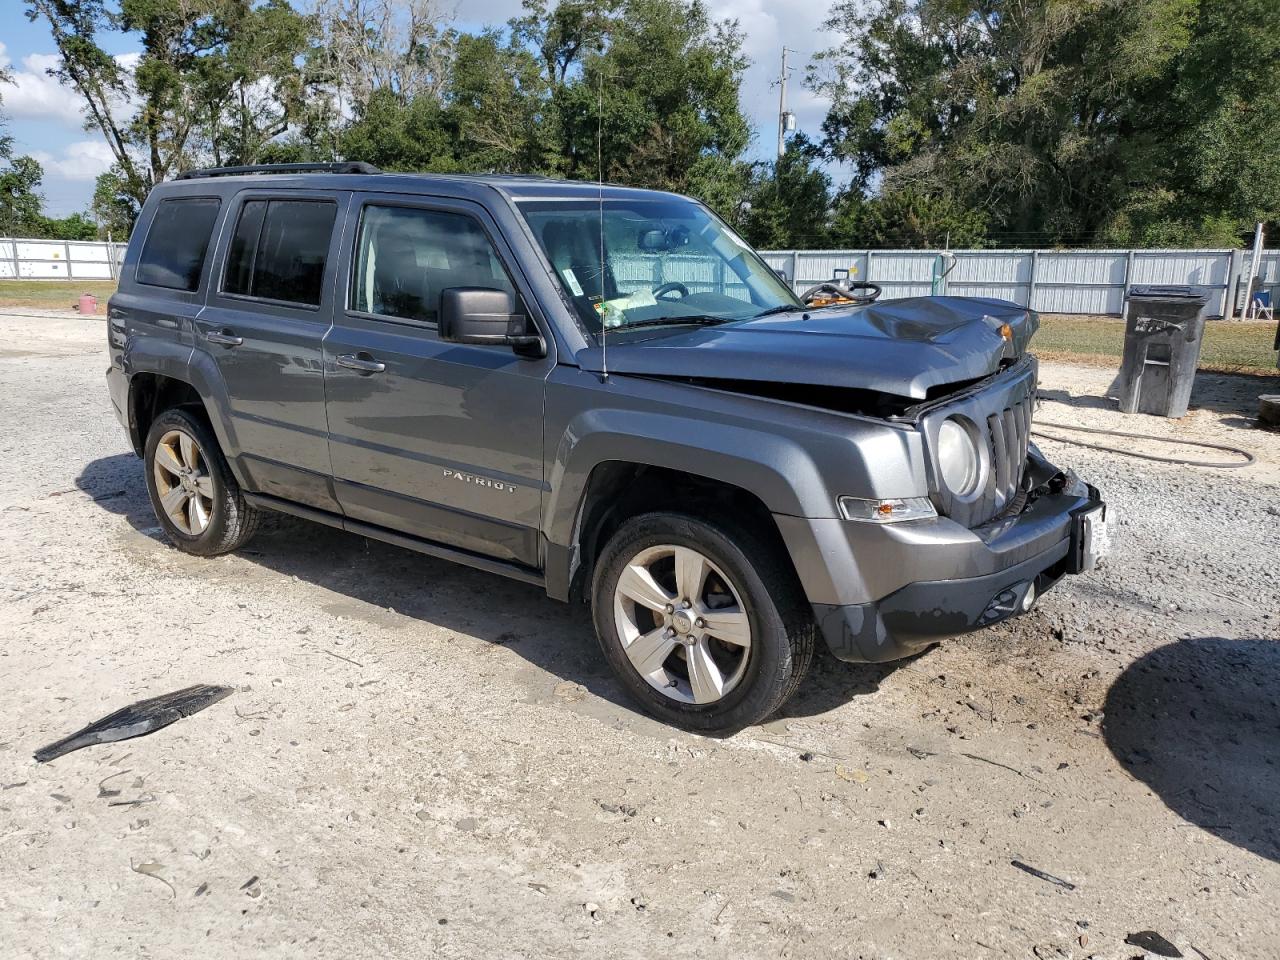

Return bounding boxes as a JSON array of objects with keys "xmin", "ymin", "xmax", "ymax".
[
  {"xmin": 1125, "ymin": 930, "xmax": 1184, "ymax": 957},
  {"xmin": 1010, "ymin": 859, "xmax": 1077, "ymax": 891},
  {"xmin": 33, "ymin": 684, "xmax": 233, "ymax": 762}
]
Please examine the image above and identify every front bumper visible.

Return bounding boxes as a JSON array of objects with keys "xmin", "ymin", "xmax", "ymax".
[{"xmin": 778, "ymin": 464, "xmax": 1103, "ymax": 663}]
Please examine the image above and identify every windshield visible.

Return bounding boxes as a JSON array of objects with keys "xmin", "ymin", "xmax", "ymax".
[{"xmin": 516, "ymin": 197, "xmax": 802, "ymax": 337}]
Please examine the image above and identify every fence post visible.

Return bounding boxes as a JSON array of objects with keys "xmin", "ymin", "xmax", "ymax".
[
  {"xmin": 8, "ymin": 238, "xmax": 20, "ymax": 280},
  {"xmin": 1028, "ymin": 249, "xmax": 1039, "ymax": 311},
  {"xmin": 108, "ymin": 242, "xmax": 117, "ymax": 281},
  {"xmin": 1122, "ymin": 249, "xmax": 1135, "ymax": 311},
  {"xmin": 64, "ymin": 240, "xmax": 73, "ymax": 281},
  {"xmin": 788, "ymin": 251, "xmax": 798, "ymax": 292},
  {"xmin": 1223, "ymin": 248, "xmax": 1243, "ymax": 319},
  {"xmin": 865, "ymin": 249, "xmax": 874, "ymax": 286}
]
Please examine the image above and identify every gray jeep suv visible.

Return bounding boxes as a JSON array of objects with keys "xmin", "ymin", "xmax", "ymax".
[{"xmin": 106, "ymin": 163, "xmax": 1107, "ymax": 732}]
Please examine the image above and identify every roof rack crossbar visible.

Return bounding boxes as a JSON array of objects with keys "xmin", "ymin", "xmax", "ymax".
[{"xmin": 176, "ymin": 162, "xmax": 382, "ymax": 180}]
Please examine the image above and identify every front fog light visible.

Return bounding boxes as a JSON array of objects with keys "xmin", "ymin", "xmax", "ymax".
[
  {"xmin": 839, "ymin": 496, "xmax": 937, "ymax": 523},
  {"xmin": 937, "ymin": 418, "xmax": 980, "ymax": 495}
]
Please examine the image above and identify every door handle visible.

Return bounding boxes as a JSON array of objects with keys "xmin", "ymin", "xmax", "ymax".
[
  {"xmin": 335, "ymin": 353, "xmax": 386, "ymax": 374},
  {"xmin": 206, "ymin": 330, "xmax": 243, "ymax": 347}
]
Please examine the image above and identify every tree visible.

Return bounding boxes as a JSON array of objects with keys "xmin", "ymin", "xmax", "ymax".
[
  {"xmin": 91, "ymin": 168, "xmax": 140, "ymax": 239},
  {"xmin": 193, "ymin": 0, "xmax": 318, "ymax": 166},
  {"xmin": 738, "ymin": 136, "xmax": 833, "ymax": 249},
  {"xmin": 0, "ymin": 155, "xmax": 46, "ymax": 237},
  {"xmin": 25, "ymin": 0, "xmax": 318, "ymax": 207},
  {"xmin": 337, "ymin": 0, "xmax": 755, "ymax": 219},
  {"xmin": 811, "ymin": 0, "xmax": 1279, "ymax": 248},
  {"xmin": 563, "ymin": 0, "xmax": 752, "ymax": 199}
]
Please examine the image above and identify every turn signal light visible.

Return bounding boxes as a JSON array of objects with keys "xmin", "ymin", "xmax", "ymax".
[
  {"xmin": 999, "ymin": 323, "xmax": 1013, "ymax": 341},
  {"xmin": 839, "ymin": 496, "xmax": 937, "ymax": 524}
]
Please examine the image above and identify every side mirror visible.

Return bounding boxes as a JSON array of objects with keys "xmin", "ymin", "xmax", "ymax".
[{"xmin": 439, "ymin": 287, "xmax": 545, "ymax": 357}]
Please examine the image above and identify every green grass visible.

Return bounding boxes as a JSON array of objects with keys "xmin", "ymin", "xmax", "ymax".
[
  {"xmin": 1035, "ymin": 314, "xmax": 1279, "ymax": 375},
  {"xmin": 0, "ymin": 279, "xmax": 119, "ymax": 309}
]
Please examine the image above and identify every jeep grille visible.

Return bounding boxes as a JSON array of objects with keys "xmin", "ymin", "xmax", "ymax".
[{"xmin": 924, "ymin": 361, "xmax": 1037, "ymax": 529}]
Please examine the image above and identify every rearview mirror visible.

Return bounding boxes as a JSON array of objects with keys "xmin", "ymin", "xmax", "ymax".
[
  {"xmin": 637, "ymin": 229, "xmax": 670, "ymax": 252},
  {"xmin": 637, "ymin": 226, "xmax": 690, "ymax": 253},
  {"xmin": 439, "ymin": 287, "xmax": 545, "ymax": 357}
]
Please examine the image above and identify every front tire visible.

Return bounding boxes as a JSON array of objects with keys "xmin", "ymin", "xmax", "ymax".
[
  {"xmin": 591, "ymin": 512, "xmax": 815, "ymax": 733},
  {"xmin": 143, "ymin": 407, "xmax": 260, "ymax": 556}
]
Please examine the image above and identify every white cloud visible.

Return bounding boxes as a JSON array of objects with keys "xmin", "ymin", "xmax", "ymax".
[
  {"xmin": 0, "ymin": 44, "xmax": 87, "ymax": 127},
  {"xmin": 0, "ymin": 42, "xmax": 140, "ymax": 131},
  {"xmin": 31, "ymin": 139, "xmax": 117, "ymax": 181}
]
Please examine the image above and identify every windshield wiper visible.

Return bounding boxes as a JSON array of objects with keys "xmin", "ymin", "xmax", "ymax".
[
  {"xmin": 750, "ymin": 305, "xmax": 803, "ymax": 319},
  {"xmin": 614, "ymin": 315, "xmax": 732, "ymax": 331}
]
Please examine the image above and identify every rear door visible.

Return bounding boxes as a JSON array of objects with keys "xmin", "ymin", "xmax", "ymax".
[
  {"xmin": 196, "ymin": 190, "xmax": 349, "ymax": 511},
  {"xmin": 322, "ymin": 193, "xmax": 554, "ymax": 567}
]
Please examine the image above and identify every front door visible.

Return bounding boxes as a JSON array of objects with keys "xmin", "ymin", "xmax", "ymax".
[
  {"xmin": 322, "ymin": 194, "xmax": 554, "ymax": 567},
  {"xmin": 196, "ymin": 190, "xmax": 348, "ymax": 512}
]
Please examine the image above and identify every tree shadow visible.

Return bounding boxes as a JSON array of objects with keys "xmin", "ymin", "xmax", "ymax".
[
  {"xmin": 76, "ymin": 453, "xmax": 890, "ymax": 734},
  {"xmin": 1103, "ymin": 636, "xmax": 1280, "ymax": 863}
]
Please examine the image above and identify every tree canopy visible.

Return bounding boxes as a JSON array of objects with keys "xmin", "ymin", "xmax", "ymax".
[
  {"xmin": 10, "ymin": 0, "xmax": 1280, "ymax": 247},
  {"xmin": 810, "ymin": 0, "xmax": 1280, "ymax": 248}
]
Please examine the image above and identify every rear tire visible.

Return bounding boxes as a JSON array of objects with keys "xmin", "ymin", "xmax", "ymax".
[
  {"xmin": 143, "ymin": 407, "xmax": 260, "ymax": 556},
  {"xmin": 591, "ymin": 512, "xmax": 815, "ymax": 734}
]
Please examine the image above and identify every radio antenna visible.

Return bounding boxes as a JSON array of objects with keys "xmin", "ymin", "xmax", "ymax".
[{"xmin": 597, "ymin": 51, "xmax": 608, "ymax": 381}]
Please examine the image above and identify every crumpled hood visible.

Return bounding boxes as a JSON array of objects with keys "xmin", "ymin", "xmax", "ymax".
[{"xmin": 576, "ymin": 296, "xmax": 1039, "ymax": 400}]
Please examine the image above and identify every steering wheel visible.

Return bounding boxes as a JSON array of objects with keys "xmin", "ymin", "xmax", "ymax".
[
  {"xmin": 800, "ymin": 281, "xmax": 882, "ymax": 305},
  {"xmin": 652, "ymin": 281, "xmax": 689, "ymax": 301}
]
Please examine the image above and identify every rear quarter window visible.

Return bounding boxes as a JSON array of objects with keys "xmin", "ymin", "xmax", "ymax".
[{"xmin": 136, "ymin": 198, "xmax": 221, "ymax": 291}]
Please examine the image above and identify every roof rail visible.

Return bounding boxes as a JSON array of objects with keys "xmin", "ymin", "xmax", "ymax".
[{"xmin": 175, "ymin": 161, "xmax": 382, "ymax": 180}]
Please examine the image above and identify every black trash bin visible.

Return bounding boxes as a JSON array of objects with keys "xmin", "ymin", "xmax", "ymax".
[{"xmin": 1116, "ymin": 285, "xmax": 1209, "ymax": 418}]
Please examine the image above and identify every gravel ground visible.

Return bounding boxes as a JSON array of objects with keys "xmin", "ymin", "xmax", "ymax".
[{"xmin": 1, "ymin": 312, "xmax": 1278, "ymax": 960}]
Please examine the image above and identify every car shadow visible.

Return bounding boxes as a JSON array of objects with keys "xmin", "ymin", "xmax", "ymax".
[
  {"xmin": 1103, "ymin": 636, "xmax": 1280, "ymax": 863},
  {"xmin": 76, "ymin": 453, "xmax": 891, "ymax": 733},
  {"xmin": 1039, "ymin": 370, "xmax": 1280, "ymax": 421}
]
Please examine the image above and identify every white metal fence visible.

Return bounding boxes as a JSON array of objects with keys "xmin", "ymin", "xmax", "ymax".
[
  {"xmin": 3, "ymin": 236, "xmax": 1277, "ymax": 317},
  {"xmin": 759, "ymin": 248, "xmax": 1280, "ymax": 318},
  {"xmin": 0, "ymin": 238, "xmax": 126, "ymax": 281}
]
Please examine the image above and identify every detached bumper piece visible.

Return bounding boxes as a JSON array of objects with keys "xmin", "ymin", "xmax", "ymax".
[{"xmin": 815, "ymin": 488, "xmax": 1106, "ymax": 663}]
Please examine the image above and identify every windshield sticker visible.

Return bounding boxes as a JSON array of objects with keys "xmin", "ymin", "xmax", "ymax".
[{"xmin": 562, "ymin": 268, "xmax": 584, "ymax": 297}]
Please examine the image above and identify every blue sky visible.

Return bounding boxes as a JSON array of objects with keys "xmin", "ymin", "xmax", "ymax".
[{"xmin": 2, "ymin": 0, "xmax": 835, "ymax": 217}]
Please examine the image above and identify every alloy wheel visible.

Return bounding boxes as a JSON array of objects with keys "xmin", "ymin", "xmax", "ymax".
[
  {"xmin": 612, "ymin": 543, "xmax": 752, "ymax": 705},
  {"xmin": 152, "ymin": 428, "xmax": 215, "ymax": 536}
]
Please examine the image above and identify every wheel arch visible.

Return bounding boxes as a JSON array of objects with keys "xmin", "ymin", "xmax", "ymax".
[
  {"xmin": 127, "ymin": 356, "xmax": 246, "ymax": 487},
  {"xmin": 550, "ymin": 460, "xmax": 805, "ymax": 606}
]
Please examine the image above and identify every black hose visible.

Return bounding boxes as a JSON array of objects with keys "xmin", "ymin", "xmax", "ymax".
[{"xmin": 1031, "ymin": 421, "xmax": 1256, "ymax": 468}]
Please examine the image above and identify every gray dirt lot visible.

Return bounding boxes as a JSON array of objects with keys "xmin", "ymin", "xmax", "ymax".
[{"xmin": 1, "ymin": 311, "xmax": 1278, "ymax": 960}]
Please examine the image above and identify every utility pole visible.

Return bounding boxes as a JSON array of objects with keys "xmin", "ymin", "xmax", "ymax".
[{"xmin": 777, "ymin": 47, "xmax": 794, "ymax": 161}]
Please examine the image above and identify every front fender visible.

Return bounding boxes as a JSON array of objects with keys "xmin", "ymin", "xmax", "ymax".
[
  {"xmin": 544, "ymin": 407, "xmax": 822, "ymax": 549},
  {"xmin": 542, "ymin": 370, "xmax": 924, "ymax": 546}
]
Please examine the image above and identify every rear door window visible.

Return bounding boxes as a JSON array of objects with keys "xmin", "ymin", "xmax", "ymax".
[
  {"xmin": 136, "ymin": 198, "xmax": 221, "ymax": 291},
  {"xmin": 350, "ymin": 204, "xmax": 516, "ymax": 324},
  {"xmin": 223, "ymin": 198, "xmax": 337, "ymax": 306}
]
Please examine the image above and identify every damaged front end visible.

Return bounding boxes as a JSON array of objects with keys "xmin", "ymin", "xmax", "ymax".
[{"xmin": 576, "ymin": 296, "xmax": 1041, "ymax": 412}]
